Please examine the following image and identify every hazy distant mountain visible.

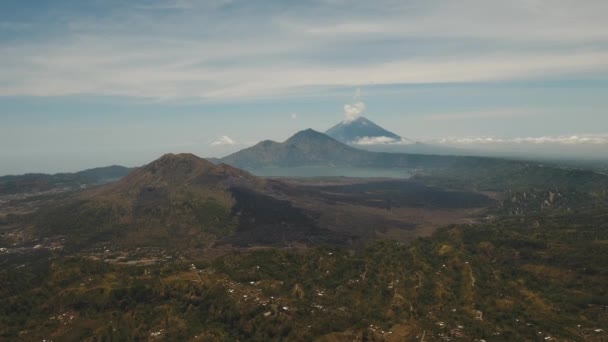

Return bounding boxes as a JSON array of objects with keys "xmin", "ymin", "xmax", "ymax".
[
  {"xmin": 325, "ymin": 116, "xmax": 410, "ymax": 144},
  {"xmin": 220, "ymin": 129, "xmax": 608, "ymax": 192},
  {"xmin": 75, "ymin": 165, "xmax": 134, "ymax": 182},
  {"xmin": 0, "ymin": 165, "xmax": 133, "ymax": 195},
  {"xmin": 324, "ymin": 116, "xmax": 474, "ymax": 157},
  {"xmin": 221, "ymin": 129, "xmax": 504, "ymax": 171},
  {"xmin": 222, "ymin": 129, "xmax": 375, "ymax": 169},
  {"xmin": 325, "ymin": 117, "xmax": 608, "ymax": 162}
]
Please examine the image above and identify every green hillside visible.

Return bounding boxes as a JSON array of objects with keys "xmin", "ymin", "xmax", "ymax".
[{"xmin": 2, "ymin": 196, "xmax": 606, "ymax": 341}]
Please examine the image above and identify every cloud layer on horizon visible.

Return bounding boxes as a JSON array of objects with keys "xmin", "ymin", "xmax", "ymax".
[
  {"xmin": 210, "ymin": 135, "xmax": 236, "ymax": 146},
  {"xmin": 354, "ymin": 136, "xmax": 414, "ymax": 145},
  {"xmin": 426, "ymin": 134, "xmax": 608, "ymax": 146}
]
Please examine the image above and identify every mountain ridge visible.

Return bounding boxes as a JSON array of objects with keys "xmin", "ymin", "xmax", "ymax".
[
  {"xmin": 33, "ymin": 153, "xmax": 344, "ymax": 249},
  {"xmin": 221, "ymin": 129, "xmax": 371, "ymax": 169},
  {"xmin": 221, "ymin": 128, "xmax": 494, "ymax": 171},
  {"xmin": 112, "ymin": 153, "xmax": 261, "ymax": 192},
  {"xmin": 0, "ymin": 165, "xmax": 133, "ymax": 195}
]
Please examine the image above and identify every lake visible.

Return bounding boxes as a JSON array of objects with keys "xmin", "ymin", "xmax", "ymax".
[{"xmin": 246, "ymin": 166, "xmax": 412, "ymax": 178}]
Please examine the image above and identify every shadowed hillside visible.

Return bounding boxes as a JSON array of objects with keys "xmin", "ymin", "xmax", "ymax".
[
  {"xmin": 29, "ymin": 154, "xmax": 350, "ymax": 249},
  {"xmin": 9, "ymin": 153, "xmax": 497, "ymax": 251}
]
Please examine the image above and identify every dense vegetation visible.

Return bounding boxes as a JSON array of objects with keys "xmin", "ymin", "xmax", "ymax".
[
  {"xmin": 2, "ymin": 153, "xmax": 608, "ymax": 341},
  {"xmin": 415, "ymin": 162, "xmax": 608, "ymax": 193},
  {"xmin": 1, "ymin": 196, "xmax": 606, "ymax": 341}
]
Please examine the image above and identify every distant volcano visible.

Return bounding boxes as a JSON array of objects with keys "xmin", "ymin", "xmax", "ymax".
[
  {"xmin": 221, "ymin": 129, "xmax": 366, "ymax": 169},
  {"xmin": 220, "ymin": 128, "xmax": 477, "ymax": 171},
  {"xmin": 325, "ymin": 116, "xmax": 413, "ymax": 145}
]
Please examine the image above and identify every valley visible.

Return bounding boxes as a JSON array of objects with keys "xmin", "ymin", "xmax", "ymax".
[
  {"xmin": 0, "ymin": 155, "xmax": 495, "ymax": 252},
  {"xmin": 244, "ymin": 166, "xmax": 413, "ymax": 178},
  {"xmin": 3, "ymin": 1, "xmax": 607, "ymax": 341},
  {"xmin": 1, "ymin": 147, "xmax": 607, "ymax": 341}
]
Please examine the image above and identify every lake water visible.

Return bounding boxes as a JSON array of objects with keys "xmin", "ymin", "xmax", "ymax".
[{"xmin": 246, "ymin": 166, "xmax": 412, "ymax": 178}]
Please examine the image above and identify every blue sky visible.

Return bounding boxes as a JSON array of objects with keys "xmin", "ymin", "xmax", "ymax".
[{"xmin": 1, "ymin": 0, "xmax": 608, "ymax": 174}]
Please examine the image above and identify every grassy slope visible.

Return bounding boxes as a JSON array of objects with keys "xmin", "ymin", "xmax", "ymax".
[{"xmin": 31, "ymin": 154, "xmax": 250, "ymax": 250}]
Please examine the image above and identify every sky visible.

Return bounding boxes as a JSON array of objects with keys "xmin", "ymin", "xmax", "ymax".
[{"xmin": 1, "ymin": 0, "xmax": 608, "ymax": 175}]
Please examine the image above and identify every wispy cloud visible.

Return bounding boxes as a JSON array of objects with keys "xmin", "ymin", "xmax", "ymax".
[
  {"xmin": 427, "ymin": 134, "xmax": 608, "ymax": 145},
  {"xmin": 354, "ymin": 136, "xmax": 414, "ymax": 145},
  {"xmin": 425, "ymin": 108, "xmax": 548, "ymax": 121},
  {"xmin": 343, "ymin": 102, "xmax": 365, "ymax": 122},
  {"xmin": 1, "ymin": 1, "xmax": 607, "ymax": 100},
  {"xmin": 342, "ymin": 87, "xmax": 366, "ymax": 122}
]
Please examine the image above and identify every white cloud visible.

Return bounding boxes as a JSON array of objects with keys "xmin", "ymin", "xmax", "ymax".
[
  {"xmin": 354, "ymin": 136, "xmax": 414, "ymax": 145},
  {"xmin": 342, "ymin": 88, "xmax": 366, "ymax": 122},
  {"xmin": 1, "ymin": 1, "xmax": 608, "ymax": 100},
  {"xmin": 290, "ymin": 113, "xmax": 298, "ymax": 119},
  {"xmin": 354, "ymin": 87, "xmax": 361, "ymax": 100},
  {"xmin": 343, "ymin": 101, "xmax": 366, "ymax": 123},
  {"xmin": 427, "ymin": 134, "xmax": 608, "ymax": 145},
  {"xmin": 512, "ymin": 135, "xmax": 608, "ymax": 145},
  {"xmin": 210, "ymin": 135, "xmax": 236, "ymax": 146},
  {"xmin": 295, "ymin": 0, "xmax": 608, "ymax": 42},
  {"xmin": 2, "ymin": 43, "xmax": 607, "ymax": 100}
]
